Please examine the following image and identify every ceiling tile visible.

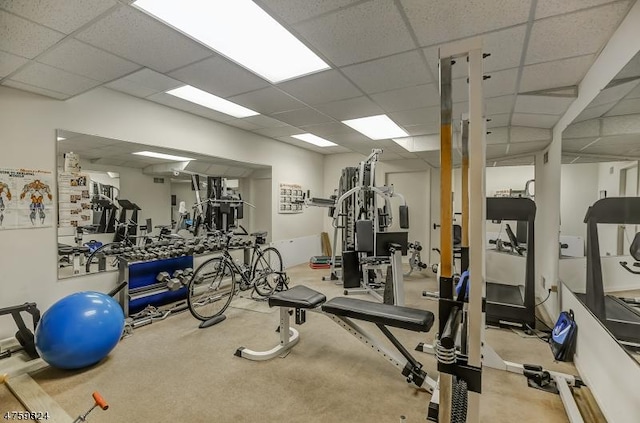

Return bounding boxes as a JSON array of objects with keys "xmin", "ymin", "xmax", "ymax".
[
  {"xmin": 278, "ymin": 69, "xmax": 361, "ymax": 105},
  {"xmin": 605, "ymin": 98, "xmax": 640, "ymax": 117},
  {"xmin": 315, "ymin": 96, "xmax": 384, "ymax": 120},
  {"xmin": 228, "ymin": 87, "xmax": 306, "ymax": 114},
  {"xmin": 486, "ymin": 144, "xmax": 509, "ymax": 159},
  {"xmin": 526, "ymin": 2, "xmax": 630, "ymax": 65},
  {"xmin": 574, "ymin": 102, "xmax": 616, "ymax": 122},
  {"xmin": 0, "ymin": 0, "xmax": 117, "ymax": 34},
  {"xmin": 238, "ymin": 114, "xmax": 289, "ymax": 128},
  {"xmin": 271, "ymin": 107, "xmax": 333, "ymax": 126},
  {"xmin": 487, "ymin": 127, "xmax": 509, "ymax": 144},
  {"xmin": 9, "ymin": 62, "xmax": 100, "ymax": 95},
  {"xmin": 75, "ymin": 6, "xmax": 212, "ymax": 72},
  {"xmin": 331, "ymin": 131, "xmax": 372, "ymax": 144},
  {"xmin": 484, "ymin": 68, "xmax": 519, "ymax": 98},
  {"xmin": 491, "ymin": 156, "xmax": 536, "ymax": 167},
  {"xmin": 616, "ymin": 52, "xmax": 640, "ymax": 79},
  {"xmin": 519, "ymin": 55, "xmax": 594, "ymax": 92},
  {"xmin": 147, "ymin": 92, "xmax": 237, "ymax": 122},
  {"xmin": 403, "ymin": 123, "xmax": 439, "ymax": 136},
  {"xmin": 224, "ymin": 119, "xmax": 262, "ymax": 132},
  {"xmin": 257, "ymin": 0, "xmax": 360, "ymax": 24},
  {"xmin": 591, "ymin": 79, "xmax": 640, "ymax": 107},
  {"xmin": 486, "ymin": 95, "xmax": 515, "ymax": 115},
  {"xmin": 293, "ymin": 0, "xmax": 415, "ymax": 66},
  {"xmin": 105, "ymin": 78, "xmax": 157, "ymax": 98},
  {"xmin": 0, "ymin": 10, "xmax": 65, "ymax": 59},
  {"xmin": 510, "ymin": 126, "xmax": 552, "ymax": 143},
  {"xmin": 511, "ymin": 113, "xmax": 560, "ymax": 128},
  {"xmin": 298, "ymin": 121, "xmax": 354, "ymax": 137},
  {"xmin": 389, "ymin": 106, "xmax": 440, "ymax": 126},
  {"xmin": 0, "ymin": 50, "xmax": 28, "ymax": 77},
  {"xmin": 341, "ymin": 50, "xmax": 432, "ymax": 94},
  {"xmin": 562, "ymin": 137, "xmax": 599, "ymax": 152},
  {"xmin": 563, "ymin": 119, "xmax": 600, "ymax": 139},
  {"xmin": 507, "ymin": 140, "xmax": 549, "ymax": 155},
  {"xmin": 379, "ymin": 151, "xmax": 403, "ymax": 160},
  {"xmin": 424, "ymin": 25, "xmax": 527, "ymax": 78},
  {"xmin": 486, "ymin": 113, "xmax": 510, "ymax": 128},
  {"xmin": 371, "ymin": 83, "xmax": 440, "ymax": 113},
  {"xmin": 253, "ymin": 126, "xmax": 305, "ymax": 138},
  {"xmin": 514, "ymin": 95, "xmax": 574, "ymax": 115},
  {"xmin": 169, "ymin": 56, "xmax": 269, "ymax": 98},
  {"xmin": 37, "ymin": 38, "xmax": 140, "ymax": 82},
  {"xmin": 602, "ymin": 115, "xmax": 640, "ymax": 136},
  {"xmin": 397, "ymin": 151, "xmax": 419, "ymax": 159},
  {"xmin": 2, "ymin": 79, "xmax": 69, "ymax": 99},
  {"xmin": 402, "ymin": 0, "xmax": 530, "ymax": 47},
  {"xmin": 123, "ymin": 68, "xmax": 183, "ymax": 92},
  {"xmin": 535, "ymin": 0, "xmax": 623, "ymax": 20},
  {"xmin": 624, "ymin": 82, "xmax": 640, "ymax": 99}
]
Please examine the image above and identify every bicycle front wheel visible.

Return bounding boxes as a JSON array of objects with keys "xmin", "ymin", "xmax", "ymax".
[
  {"xmin": 252, "ymin": 247, "xmax": 283, "ymax": 297},
  {"xmin": 187, "ymin": 257, "xmax": 236, "ymax": 321}
]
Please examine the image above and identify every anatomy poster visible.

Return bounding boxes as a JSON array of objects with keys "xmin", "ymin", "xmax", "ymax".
[
  {"xmin": 58, "ymin": 172, "xmax": 92, "ymax": 228},
  {"xmin": 0, "ymin": 168, "xmax": 54, "ymax": 230}
]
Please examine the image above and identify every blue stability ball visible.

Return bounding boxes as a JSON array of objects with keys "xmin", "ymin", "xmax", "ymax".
[{"xmin": 35, "ymin": 292, "xmax": 125, "ymax": 370}]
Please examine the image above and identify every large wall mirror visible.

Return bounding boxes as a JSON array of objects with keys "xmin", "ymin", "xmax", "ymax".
[
  {"xmin": 559, "ymin": 51, "xmax": 640, "ymax": 362},
  {"xmin": 56, "ymin": 130, "xmax": 272, "ymax": 279}
]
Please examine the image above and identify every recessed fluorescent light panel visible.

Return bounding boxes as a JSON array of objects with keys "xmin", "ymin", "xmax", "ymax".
[
  {"xmin": 56, "ymin": 136, "xmax": 66, "ymax": 141},
  {"xmin": 342, "ymin": 115, "xmax": 408, "ymax": 140},
  {"xmin": 133, "ymin": 0, "xmax": 330, "ymax": 83},
  {"xmin": 133, "ymin": 151, "xmax": 195, "ymax": 161},
  {"xmin": 292, "ymin": 133, "xmax": 337, "ymax": 147},
  {"xmin": 166, "ymin": 85, "xmax": 258, "ymax": 118}
]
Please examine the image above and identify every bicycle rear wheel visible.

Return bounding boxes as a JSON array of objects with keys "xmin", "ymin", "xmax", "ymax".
[
  {"xmin": 252, "ymin": 247, "xmax": 283, "ymax": 297},
  {"xmin": 187, "ymin": 257, "xmax": 236, "ymax": 321}
]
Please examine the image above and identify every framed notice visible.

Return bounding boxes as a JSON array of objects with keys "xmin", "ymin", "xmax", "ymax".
[
  {"xmin": 58, "ymin": 172, "xmax": 92, "ymax": 229},
  {"xmin": 0, "ymin": 168, "xmax": 54, "ymax": 230},
  {"xmin": 279, "ymin": 182, "xmax": 304, "ymax": 214}
]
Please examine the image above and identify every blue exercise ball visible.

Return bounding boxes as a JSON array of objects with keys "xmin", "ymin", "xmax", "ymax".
[{"xmin": 35, "ymin": 291, "xmax": 125, "ymax": 370}]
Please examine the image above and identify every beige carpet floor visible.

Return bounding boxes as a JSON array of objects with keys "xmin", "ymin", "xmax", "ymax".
[{"xmin": 1, "ymin": 264, "xmax": 582, "ymax": 422}]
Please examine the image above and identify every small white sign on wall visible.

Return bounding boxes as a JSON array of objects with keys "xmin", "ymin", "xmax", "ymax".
[{"xmin": 278, "ymin": 182, "xmax": 304, "ymax": 214}]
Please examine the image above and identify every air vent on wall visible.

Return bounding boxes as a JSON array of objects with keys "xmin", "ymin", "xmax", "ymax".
[
  {"xmin": 153, "ymin": 177, "xmax": 165, "ymax": 184},
  {"xmin": 544, "ymin": 152, "xmax": 549, "ymax": 164}
]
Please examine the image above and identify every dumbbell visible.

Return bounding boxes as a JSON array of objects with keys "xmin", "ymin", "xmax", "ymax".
[
  {"xmin": 166, "ymin": 278, "xmax": 182, "ymax": 291},
  {"xmin": 157, "ymin": 271, "xmax": 171, "ymax": 284}
]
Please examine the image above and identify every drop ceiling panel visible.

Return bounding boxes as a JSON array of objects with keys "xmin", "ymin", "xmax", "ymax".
[
  {"xmin": 169, "ymin": 56, "xmax": 269, "ymax": 98},
  {"xmin": 511, "ymin": 113, "xmax": 560, "ymax": 128},
  {"xmin": 341, "ymin": 50, "xmax": 432, "ymax": 95},
  {"xmin": 122, "ymin": 68, "xmax": 183, "ymax": 92},
  {"xmin": 602, "ymin": 115, "xmax": 640, "ymax": 136},
  {"xmin": 224, "ymin": 119, "xmax": 262, "ymax": 132},
  {"xmin": 9, "ymin": 62, "xmax": 100, "ymax": 95},
  {"xmin": 486, "ymin": 95, "xmax": 515, "ymax": 115},
  {"xmin": 253, "ymin": 125, "xmax": 305, "ymax": 138},
  {"xmin": 625, "ymin": 83, "xmax": 640, "ymax": 99},
  {"xmin": 75, "ymin": 7, "xmax": 212, "ymax": 72},
  {"xmin": 487, "ymin": 127, "xmax": 509, "ymax": 144},
  {"xmin": 271, "ymin": 107, "xmax": 333, "ymax": 126},
  {"xmin": 105, "ymin": 78, "xmax": 156, "ymax": 98},
  {"xmin": 605, "ymin": 99, "xmax": 640, "ymax": 117},
  {"xmin": 379, "ymin": 152, "xmax": 403, "ymax": 160},
  {"xmin": 298, "ymin": 121, "xmax": 353, "ymax": 137},
  {"xmin": 371, "ymin": 83, "xmax": 440, "ymax": 113},
  {"xmin": 424, "ymin": 25, "xmax": 527, "ymax": 77},
  {"xmin": 37, "ymin": 38, "xmax": 140, "ymax": 82},
  {"xmin": 2, "ymin": 80, "xmax": 68, "ymax": 99},
  {"xmin": 535, "ymin": 0, "xmax": 620, "ymax": 19},
  {"xmin": 228, "ymin": 87, "xmax": 306, "ymax": 114},
  {"xmin": 519, "ymin": 55, "xmax": 594, "ymax": 92},
  {"xmin": 574, "ymin": 102, "xmax": 616, "ymax": 122},
  {"xmin": 591, "ymin": 80, "xmax": 640, "ymax": 107},
  {"xmin": 331, "ymin": 131, "xmax": 372, "ymax": 144},
  {"xmin": 563, "ymin": 119, "xmax": 600, "ymax": 139},
  {"xmin": 0, "ymin": 10, "xmax": 65, "ymax": 58},
  {"xmin": 487, "ymin": 114, "xmax": 510, "ymax": 128},
  {"xmin": 403, "ymin": 123, "xmax": 439, "ymax": 136},
  {"xmin": 0, "ymin": 0, "xmax": 117, "ymax": 34},
  {"xmin": 507, "ymin": 140, "xmax": 548, "ymax": 155},
  {"xmin": 485, "ymin": 68, "xmax": 520, "ymax": 98},
  {"xmin": 389, "ymin": 106, "xmax": 440, "ymax": 127},
  {"xmin": 526, "ymin": 2, "xmax": 630, "ymax": 65},
  {"xmin": 562, "ymin": 137, "xmax": 599, "ymax": 152},
  {"xmin": 238, "ymin": 114, "xmax": 289, "ymax": 129},
  {"xmin": 401, "ymin": 0, "xmax": 530, "ymax": 47},
  {"xmin": 315, "ymin": 96, "xmax": 384, "ymax": 121},
  {"xmin": 147, "ymin": 92, "xmax": 237, "ymax": 122},
  {"xmin": 278, "ymin": 69, "xmax": 362, "ymax": 105},
  {"xmin": 510, "ymin": 126, "xmax": 552, "ymax": 143},
  {"xmin": 486, "ymin": 144, "xmax": 509, "ymax": 159},
  {"xmin": 257, "ymin": 0, "xmax": 360, "ymax": 24},
  {"xmin": 514, "ymin": 95, "xmax": 574, "ymax": 115},
  {"xmin": 0, "ymin": 50, "xmax": 28, "ymax": 77},
  {"xmin": 293, "ymin": 0, "xmax": 415, "ymax": 66},
  {"xmin": 616, "ymin": 52, "xmax": 640, "ymax": 79}
]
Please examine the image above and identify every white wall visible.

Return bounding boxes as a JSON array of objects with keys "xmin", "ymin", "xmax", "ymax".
[
  {"xmin": 248, "ymin": 177, "xmax": 272, "ymax": 241},
  {"xmin": 560, "ymin": 163, "xmax": 599, "ymax": 240},
  {"xmin": 0, "ymin": 86, "xmax": 324, "ymax": 339}
]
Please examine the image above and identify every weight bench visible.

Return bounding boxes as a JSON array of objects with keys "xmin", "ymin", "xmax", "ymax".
[{"xmin": 236, "ymin": 285, "xmax": 437, "ymax": 391}]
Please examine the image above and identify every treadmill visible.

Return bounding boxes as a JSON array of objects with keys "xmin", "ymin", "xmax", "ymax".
[
  {"xmin": 486, "ymin": 197, "xmax": 536, "ymax": 329},
  {"xmin": 580, "ymin": 197, "xmax": 640, "ymax": 345}
]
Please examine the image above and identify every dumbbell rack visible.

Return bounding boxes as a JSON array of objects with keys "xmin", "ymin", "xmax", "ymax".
[{"xmin": 118, "ymin": 255, "xmax": 194, "ymax": 317}]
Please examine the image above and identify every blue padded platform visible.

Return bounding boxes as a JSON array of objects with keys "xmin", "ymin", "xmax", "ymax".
[
  {"xmin": 269, "ymin": 285, "xmax": 326, "ymax": 309},
  {"xmin": 322, "ymin": 297, "xmax": 434, "ymax": 332}
]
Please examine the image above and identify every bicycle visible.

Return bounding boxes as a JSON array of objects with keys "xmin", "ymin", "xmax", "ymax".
[{"xmin": 186, "ymin": 227, "xmax": 287, "ymax": 323}]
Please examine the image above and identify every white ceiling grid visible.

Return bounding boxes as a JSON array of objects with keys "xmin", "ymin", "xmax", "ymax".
[{"xmin": 0, "ymin": 0, "xmax": 636, "ymax": 167}]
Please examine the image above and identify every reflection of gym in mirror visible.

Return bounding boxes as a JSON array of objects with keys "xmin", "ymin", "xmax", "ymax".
[{"xmin": 56, "ymin": 130, "xmax": 272, "ymax": 280}]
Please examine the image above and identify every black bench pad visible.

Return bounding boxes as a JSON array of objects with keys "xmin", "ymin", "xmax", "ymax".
[
  {"xmin": 322, "ymin": 297, "xmax": 434, "ymax": 332},
  {"xmin": 269, "ymin": 285, "xmax": 326, "ymax": 309}
]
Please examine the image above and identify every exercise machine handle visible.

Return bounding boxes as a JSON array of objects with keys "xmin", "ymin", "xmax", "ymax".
[
  {"xmin": 92, "ymin": 392, "xmax": 109, "ymax": 410},
  {"xmin": 620, "ymin": 261, "xmax": 640, "ymax": 275}
]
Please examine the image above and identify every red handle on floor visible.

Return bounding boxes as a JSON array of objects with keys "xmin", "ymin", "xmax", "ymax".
[{"xmin": 92, "ymin": 392, "xmax": 109, "ymax": 410}]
